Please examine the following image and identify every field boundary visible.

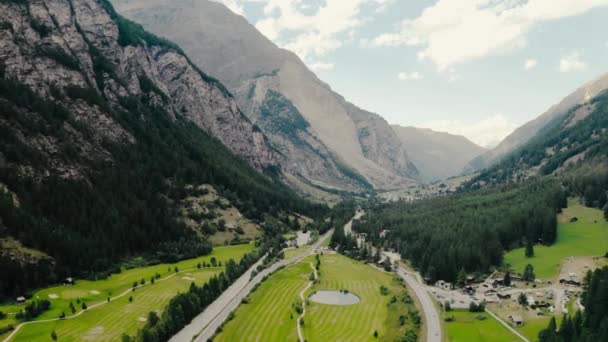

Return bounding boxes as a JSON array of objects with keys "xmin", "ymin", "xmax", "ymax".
[
  {"xmin": 485, "ymin": 308, "xmax": 529, "ymax": 342},
  {"xmin": 297, "ymin": 261, "xmax": 316, "ymax": 342}
]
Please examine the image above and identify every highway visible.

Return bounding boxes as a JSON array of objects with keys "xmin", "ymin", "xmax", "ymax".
[
  {"xmin": 170, "ymin": 227, "xmax": 336, "ymax": 341},
  {"xmin": 394, "ymin": 264, "xmax": 442, "ymax": 342}
]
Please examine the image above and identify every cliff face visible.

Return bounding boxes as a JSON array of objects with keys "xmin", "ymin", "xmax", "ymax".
[
  {"xmin": 112, "ymin": 0, "xmax": 419, "ymax": 190},
  {"xmin": 0, "ymin": 0, "xmax": 280, "ymax": 178}
]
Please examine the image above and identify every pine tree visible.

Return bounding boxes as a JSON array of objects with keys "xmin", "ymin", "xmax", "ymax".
[
  {"xmin": 525, "ymin": 240, "xmax": 535, "ymax": 258},
  {"xmin": 523, "ymin": 264, "xmax": 535, "ymax": 282},
  {"xmin": 457, "ymin": 268, "xmax": 467, "ymax": 288},
  {"xmin": 503, "ymin": 272, "xmax": 511, "ymax": 286}
]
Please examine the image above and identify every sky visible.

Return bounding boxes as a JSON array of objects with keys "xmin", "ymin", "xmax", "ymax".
[{"xmin": 212, "ymin": 0, "xmax": 608, "ymax": 148}]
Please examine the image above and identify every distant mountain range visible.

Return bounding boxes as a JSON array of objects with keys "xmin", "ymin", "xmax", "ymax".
[{"xmin": 392, "ymin": 126, "xmax": 486, "ymax": 182}]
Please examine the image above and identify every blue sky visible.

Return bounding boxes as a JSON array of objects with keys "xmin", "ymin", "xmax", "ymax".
[{"xmin": 214, "ymin": 0, "xmax": 608, "ymax": 147}]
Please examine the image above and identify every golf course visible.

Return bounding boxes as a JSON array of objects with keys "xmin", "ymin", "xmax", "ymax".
[
  {"xmin": 0, "ymin": 244, "xmax": 253, "ymax": 341},
  {"xmin": 504, "ymin": 199, "xmax": 608, "ymax": 279},
  {"xmin": 215, "ymin": 252, "xmax": 420, "ymax": 341}
]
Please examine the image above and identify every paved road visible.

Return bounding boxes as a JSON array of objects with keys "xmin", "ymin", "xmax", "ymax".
[
  {"xmin": 171, "ymin": 227, "xmax": 336, "ymax": 342},
  {"xmin": 394, "ymin": 265, "xmax": 442, "ymax": 342}
]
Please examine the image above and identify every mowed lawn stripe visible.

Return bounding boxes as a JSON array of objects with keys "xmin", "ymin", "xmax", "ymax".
[{"xmin": 214, "ymin": 261, "xmax": 310, "ymax": 341}]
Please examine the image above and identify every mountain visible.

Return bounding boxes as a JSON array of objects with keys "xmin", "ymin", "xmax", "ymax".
[
  {"xmin": 392, "ymin": 126, "xmax": 486, "ymax": 182},
  {"xmin": 468, "ymin": 73, "xmax": 608, "ymax": 172},
  {"xmin": 467, "ymin": 82, "xmax": 608, "ymax": 190},
  {"xmin": 111, "ymin": 0, "xmax": 419, "ymax": 191},
  {"xmin": 0, "ymin": 0, "xmax": 323, "ymax": 297}
]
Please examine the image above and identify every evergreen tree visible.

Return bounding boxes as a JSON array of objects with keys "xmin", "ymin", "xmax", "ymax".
[
  {"xmin": 523, "ymin": 264, "xmax": 535, "ymax": 282},
  {"xmin": 503, "ymin": 272, "xmax": 511, "ymax": 286},
  {"xmin": 525, "ymin": 240, "xmax": 535, "ymax": 258},
  {"xmin": 457, "ymin": 269, "xmax": 467, "ymax": 288}
]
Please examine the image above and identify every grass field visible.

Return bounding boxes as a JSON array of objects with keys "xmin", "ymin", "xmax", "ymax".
[
  {"xmin": 303, "ymin": 254, "xmax": 418, "ymax": 342},
  {"xmin": 284, "ymin": 245, "xmax": 311, "ymax": 259},
  {"xmin": 504, "ymin": 200, "xmax": 608, "ymax": 279},
  {"xmin": 445, "ymin": 310, "xmax": 519, "ymax": 342},
  {"xmin": 215, "ymin": 253, "xmax": 419, "ymax": 342},
  {"xmin": 0, "ymin": 244, "xmax": 253, "ymax": 341},
  {"xmin": 214, "ymin": 259, "xmax": 312, "ymax": 341}
]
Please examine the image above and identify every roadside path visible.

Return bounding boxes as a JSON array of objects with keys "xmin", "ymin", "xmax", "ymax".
[
  {"xmin": 485, "ymin": 308, "xmax": 529, "ymax": 342},
  {"xmin": 189, "ymin": 227, "xmax": 336, "ymax": 342}
]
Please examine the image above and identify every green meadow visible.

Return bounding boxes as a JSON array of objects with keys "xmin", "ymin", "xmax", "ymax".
[
  {"xmin": 216, "ymin": 253, "xmax": 419, "ymax": 342},
  {"xmin": 214, "ymin": 258, "xmax": 311, "ymax": 341},
  {"xmin": 0, "ymin": 244, "xmax": 253, "ymax": 341},
  {"xmin": 445, "ymin": 311, "xmax": 519, "ymax": 342},
  {"xmin": 504, "ymin": 200, "xmax": 608, "ymax": 279}
]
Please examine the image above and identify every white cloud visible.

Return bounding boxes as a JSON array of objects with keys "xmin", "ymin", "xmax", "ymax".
[
  {"xmin": 372, "ymin": 0, "xmax": 608, "ymax": 70},
  {"xmin": 559, "ymin": 52, "xmax": 587, "ymax": 72},
  {"xmin": 418, "ymin": 114, "xmax": 518, "ymax": 148},
  {"xmin": 524, "ymin": 59, "xmax": 538, "ymax": 70},
  {"xmin": 398, "ymin": 71, "xmax": 423, "ymax": 81},
  {"xmin": 215, "ymin": 0, "xmax": 391, "ymax": 67},
  {"xmin": 310, "ymin": 62, "xmax": 335, "ymax": 72}
]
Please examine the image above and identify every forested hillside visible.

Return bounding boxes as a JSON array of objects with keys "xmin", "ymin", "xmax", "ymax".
[
  {"xmin": 539, "ymin": 266, "xmax": 608, "ymax": 342},
  {"xmin": 0, "ymin": 0, "xmax": 325, "ymax": 299},
  {"xmin": 467, "ymin": 90, "xmax": 608, "ymax": 189},
  {"xmin": 354, "ymin": 180, "xmax": 565, "ymax": 282}
]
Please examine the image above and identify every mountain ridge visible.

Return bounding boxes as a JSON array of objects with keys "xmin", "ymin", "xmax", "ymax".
[
  {"xmin": 112, "ymin": 0, "xmax": 419, "ymax": 191},
  {"xmin": 392, "ymin": 125, "xmax": 486, "ymax": 182}
]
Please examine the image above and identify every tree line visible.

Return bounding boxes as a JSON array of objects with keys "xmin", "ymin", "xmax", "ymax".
[
  {"xmin": 353, "ymin": 180, "xmax": 565, "ymax": 282},
  {"xmin": 0, "ymin": 52, "xmax": 325, "ymax": 298},
  {"xmin": 539, "ymin": 266, "xmax": 608, "ymax": 342}
]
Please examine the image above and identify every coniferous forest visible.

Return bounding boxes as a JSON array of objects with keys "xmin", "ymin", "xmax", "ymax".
[
  {"xmin": 353, "ymin": 180, "xmax": 566, "ymax": 282},
  {"xmin": 539, "ymin": 266, "xmax": 608, "ymax": 342}
]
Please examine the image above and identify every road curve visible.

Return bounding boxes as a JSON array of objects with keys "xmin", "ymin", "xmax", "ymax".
[
  {"xmin": 394, "ymin": 266, "xmax": 442, "ymax": 342},
  {"xmin": 173, "ymin": 227, "xmax": 335, "ymax": 342}
]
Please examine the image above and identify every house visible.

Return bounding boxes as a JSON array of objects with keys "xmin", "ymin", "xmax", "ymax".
[
  {"xmin": 497, "ymin": 292, "xmax": 511, "ymax": 299},
  {"xmin": 64, "ymin": 277, "xmax": 75, "ymax": 285},
  {"xmin": 559, "ymin": 279, "xmax": 582, "ymax": 286},
  {"xmin": 435, "ymin": 280, "xmax": 453, "ymax": 291},
  {"xmin": 509, "ymin": 315, "xmax": 524, "ymax": 327},
  {"xmin": 16, "ymin": 296, "xmax": 26, "ymax": 304},
  {"xmin": 485, "ymin": 293, "xmax": 499, "ymax": 303}
]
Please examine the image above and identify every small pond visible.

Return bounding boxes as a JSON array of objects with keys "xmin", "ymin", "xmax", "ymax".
[{"xmin": 309, "ymin": 290, "xmax": 360, "ymax": 306}]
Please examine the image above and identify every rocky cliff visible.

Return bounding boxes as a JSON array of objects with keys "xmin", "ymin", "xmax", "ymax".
[
  {"xmin": 112, "ymin": 0, "xmax": 419, "ymax": 190},
  {"xmin": 0, "ymin": 0, "xmax": 280, "ymax": 177}
]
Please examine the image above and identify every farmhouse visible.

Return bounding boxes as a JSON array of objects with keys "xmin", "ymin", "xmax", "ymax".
[
  {"xmin": 64, "ymin": 277, "xmax": 75, "ymax": 285},
  {"xmin": 16, "ymin": 296, "xmax": 26, "ymax": 304},
  {"xmin": 509, "ymin": 315, "xmax": 524, "ymax": 327},
  {"xmin": 435, "ymin": 280, "xmax": 453, "ymax": 291}
]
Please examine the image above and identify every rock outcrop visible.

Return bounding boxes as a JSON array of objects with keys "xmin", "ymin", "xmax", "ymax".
[{"xmin": 112, "ymin": 0, "xmax": 419, "ymax": 190}]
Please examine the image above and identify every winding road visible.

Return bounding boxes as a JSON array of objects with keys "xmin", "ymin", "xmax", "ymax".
[{"xmin": 393, "ymin": 265, "xmax": 442, "ymax": 342}]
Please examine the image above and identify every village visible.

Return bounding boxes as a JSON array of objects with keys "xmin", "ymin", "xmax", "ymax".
[{"xmin": 430, "ymin": 264, "xmax": 586, "ymax": 328}]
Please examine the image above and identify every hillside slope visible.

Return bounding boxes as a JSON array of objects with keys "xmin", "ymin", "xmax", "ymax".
[
  {"xmin": 467, "ymin": 87, "xmax": 608, "ymax": 189},
  {"xmin": 111, "ymin": 0, "xmax": 419, "ymax": 191},
  {"xmin": 392, "ymin": 126, "xmax": 486, "ymax": 182},
  {"xmin": 0, "ymin": 0, "xmax": 321, "ymax": 297},
  {"xmin": 468, "ymin": 73, "xmax": 608, "ymax": 171}
]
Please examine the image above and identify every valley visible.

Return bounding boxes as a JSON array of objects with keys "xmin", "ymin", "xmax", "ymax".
[{"xmin": 1, "ymin": 0, "xmax": 608, "ymax": 342}]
